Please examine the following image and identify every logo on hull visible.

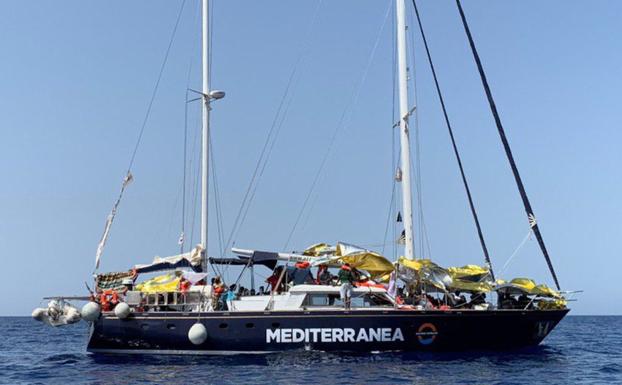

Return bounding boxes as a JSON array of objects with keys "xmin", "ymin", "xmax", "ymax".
[
  {"xmin": 416, "ymin": 323, "xmax": 438, "ymax": 345},
  {"xmin": 535, "ymin": 321, "xmax": 551, "ymax": 338},
  {"xmin": 266, "ymin": 328, "xmax": 405, "ymax": 344}
]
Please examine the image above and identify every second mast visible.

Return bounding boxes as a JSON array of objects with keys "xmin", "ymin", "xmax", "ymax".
[{"xmin": 396, "ymin": 0, "xmax": 415, "ymax": 260}]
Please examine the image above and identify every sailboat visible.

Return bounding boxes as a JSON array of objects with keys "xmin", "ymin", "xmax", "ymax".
[{"xmin": 34, "ymin": 0, "xmax": 570, "ymax": 354}]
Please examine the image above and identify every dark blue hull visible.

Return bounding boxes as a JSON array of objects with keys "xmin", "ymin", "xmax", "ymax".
[{"xmin": 87, "ymin": 309, "xmax": 569, "ymax": 354}]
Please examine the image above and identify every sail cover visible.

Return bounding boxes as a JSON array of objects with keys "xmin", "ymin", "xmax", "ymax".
[{"xmin": 134, "ymin": 244, "xmax": 204, "ymax": 273}]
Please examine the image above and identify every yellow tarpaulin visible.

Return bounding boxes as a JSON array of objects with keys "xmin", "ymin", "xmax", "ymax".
[
  {"xmin": 302, "ymin": 242, "xmax": 394, "ymax": 280},
  {"xmin": 302, "ymin": 243, "xmax": 334, "ymax": 256},
  {"xmin": 398, "ymin": 257, "xmax": 439, "ymax": 272},
  {"xmin": 496, "ymin": 278, "xmax": 562, "ymax": 299},
  {"xmin": 397, "ymin": 257, "xmax": 452, "ymax": 291},
  {"xmin": 447, "ymin": 265, "xmax": 491, "ymax": 281},
  {"xmin": 537, "ymin": 299, "xmax": 567, "ymax": 309},
  {"xmin": 135, "ymin": 273, "xmax": 180, "ymax": 293},
  {"xmin": 301, "ymin": 242, "xmax": 562, "ymax": 299},
  {"xmin": 510, "ymin": 278, "xmax": 537, "ymax": 292},
  {"xmin": 338, "ymin": 252, "xmax": 394, "ymax": 280},
  {"xmin": 446, "ymin": 264, "xmax": 493, "ymax": 293},
  {"xmin": 449, "ymin": 279, "xmax": 493, "ymax": 293},
  {"xmin": 532, "ymin": 284, "xmax": 562, "ymax": 299}
]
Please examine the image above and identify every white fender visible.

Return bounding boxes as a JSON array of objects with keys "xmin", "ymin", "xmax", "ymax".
[
  {"xmin": 81, "ymin": 302, "xmax": 101, "ymax": 322},
  {"xmin": 188, "ymin": 323, "xmax": 208, "ymax": 345},
  {"xmin": 114, "ymin": 302, "xmax": 131, "ymax": 319}
]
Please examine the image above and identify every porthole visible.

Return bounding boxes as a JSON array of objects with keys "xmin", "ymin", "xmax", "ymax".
[
  {"xmin": 245, "ymin": 323, "xmax": 255, "ymax": 329},
  {"xmin": 271, "ymin": 322, "xmax": 280, "ymax": 330},
  {"xmin": 141, "ymin": 324, "xmax": 149, "ymax": 330},
  {"xmin": 219, "ymin": 323, "xmax": 228, "ymax": 329},
  {"xmin": 166, "ymin": 324, "xmax": 176, "ymax": 330}
]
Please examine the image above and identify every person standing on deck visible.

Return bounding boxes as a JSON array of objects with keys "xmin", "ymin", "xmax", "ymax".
[
  {"xmin": 266, "ymin": 266, "xmax": 285, "ymax": 294},
  {"xmin": 212, "ymin": 276, "xmax": 225, "ymax": 310},
  {"xmin": 338, "ymin": 263, "xmax": 355, "ymax": 309},
  {"xmin": 317, "ymin": 264, "xmax": 332, "ymax": 285}
]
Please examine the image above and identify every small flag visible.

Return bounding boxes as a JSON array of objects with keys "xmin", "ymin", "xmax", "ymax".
[
  {"xmin": 396, "ymin": 212, "xmax": 402, "ymax": 223},
  {"xmin": 178, "ymin": 231, "xmax": 185, "ymax": 246},
  {"xmin": 397, "ymin": 230, "xmax": 406, "ymax": 245}
]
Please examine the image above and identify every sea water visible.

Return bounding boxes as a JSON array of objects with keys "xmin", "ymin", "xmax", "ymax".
[{"xmin": 0, "ymin": 316, "xmax": 620, "ymax": 385}]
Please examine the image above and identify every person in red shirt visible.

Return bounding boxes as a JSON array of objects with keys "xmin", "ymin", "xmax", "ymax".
[{"xmin": 266, "ymin": 266, "xmax": 285, "ymax": 293}]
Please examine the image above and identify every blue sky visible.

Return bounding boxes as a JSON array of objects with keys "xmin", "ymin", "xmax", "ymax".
[{"xmin": 1, "ymin": 0, "xmax": 620, "ymax": 315}]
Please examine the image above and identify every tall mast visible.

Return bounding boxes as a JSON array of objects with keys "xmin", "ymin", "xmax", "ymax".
[
  {"xmin": 396, "ymin": 0, "xmax": 415, "ymax": 260},
  {"xmin": 201, "ymin": 0, "xmax": 210, "ymax": 269}
]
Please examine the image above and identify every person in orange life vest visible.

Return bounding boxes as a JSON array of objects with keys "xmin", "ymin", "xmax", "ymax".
[
  {"xmin": 100, "ymin": 293, "xmax": 110, "ymax": 312},
  {"xmin": 212, "ymin": 276, "xmax": 225, "ymax": 310}
]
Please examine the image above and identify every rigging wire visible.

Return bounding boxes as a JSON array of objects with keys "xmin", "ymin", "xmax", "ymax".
[
  {"xmin": 411, "ymin": 0, "xmax": 493, "ymax": 276},
  {"xmin": 209, "ymin": 134, "xmax": 225, "ymax": 257},
  {"xmin": 395, "ymin": 3, "xmax": 433, "ymax": 260},
  {"xmin": 209, "ymin": 0, "xmax": 214, "ymax": 85},
  {"xmin": 181, "ymin": 91, "xmax": 188, "ymax": 254},
  {"xmin": 410, "ymin": 5, "xmax": 433, "ymax": 260},
  {"xmin": 126, "ymin": 0, "xmax": 188, "ymax": 174},
  {"xmin": 299, "ymin": 182, "xmax": 321, "ymax": 233},
  {"xmin": 235, "ymin": 89, "xmax": 297, "ymax": 242},
  {"xmin": 406, "ymin": 3, "xmax": 422, "ymax": 259},
  {"xmin": 391, "ymin": 3, "xmax": 399, "ymax": 263},
  {"xmin": 382, "ymin": 0, "xmax": 398, "ymax": 260},
  {"xmin": 93, "ymin": 0, "xmax": 187, "ymax": 271},
  {"xmin": 456, "ymin": 0, "xmax": 560, "ymax": 288},
  {"xmin": 381, "ymin": 178, "xmax": 397, "ymax": 257},
  {"xmin": 223, "ymin": 0, "xmax": 325, "ymax": 255},
  {"xmin": 209, "ymin": 134, "xmax": 226, "ymax": 280},
  {"xmin": 180, "ymin": 0, "xmax": 202, "ymax": 255},
  {"xmin": 498, "ymin": 229, "xmax": 533, "ymax": 277},
  {"xmin": 188, "ymin": 108, "xmax": 202, "ymax": 257},
  {"xmin": 216, "ymin": 1, "xmax": 325, "ymax": 284},
  {"xmin": 282, "ymin": 1, "xmax": 393, "ymax": 251}
]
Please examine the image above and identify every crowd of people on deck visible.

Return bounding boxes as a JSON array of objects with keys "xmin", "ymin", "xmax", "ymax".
[
  {"xmin": 207, "ymin": 262, "xmax": 371, "ymax": 310},
  {"xmin": 202, "ymin": 262, "xmax": 537, "ymax": 311},
  {"xmin": 264, "ymin": 262, "xmax": 383, "ymax": 292}
]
